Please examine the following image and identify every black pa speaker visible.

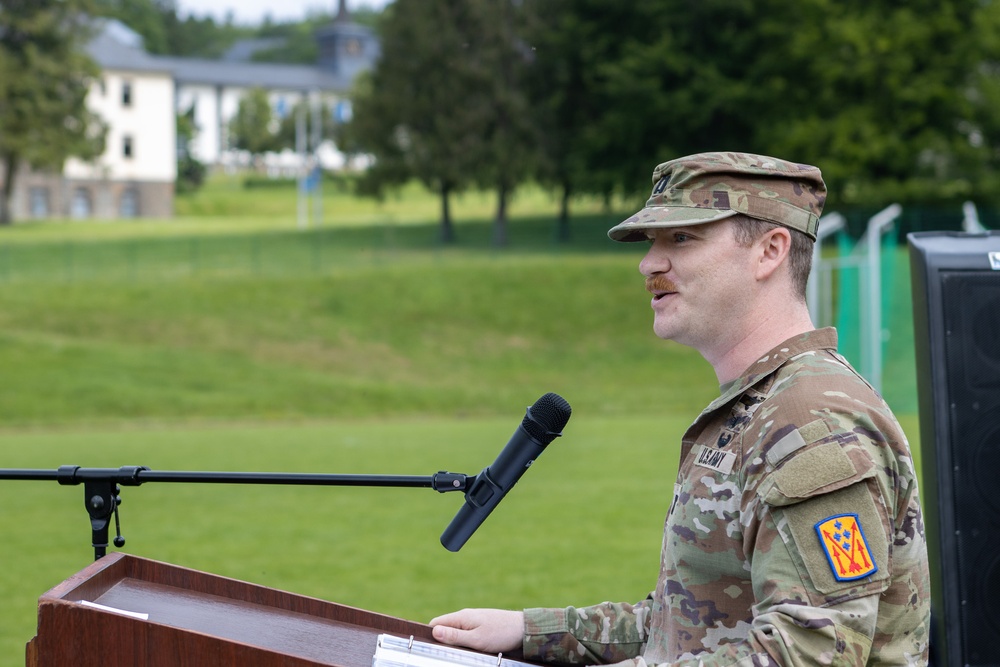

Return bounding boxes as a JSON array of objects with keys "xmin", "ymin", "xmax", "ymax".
[{"xmin": 909, "ymin": 231, "xmax": 1000, "ymax": 667}]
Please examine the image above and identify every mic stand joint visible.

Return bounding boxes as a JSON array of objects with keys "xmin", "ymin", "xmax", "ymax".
[
  {"xmin": 83, "ymin": 479, "xmax": 121, "ymax": 561},
  {"xmin": 56, "ymin": 465, "xmax": 146, "ymax": 560},
  {"xmin": 431, "ymin": 471, "xmax": 473, "ymax": 493}
]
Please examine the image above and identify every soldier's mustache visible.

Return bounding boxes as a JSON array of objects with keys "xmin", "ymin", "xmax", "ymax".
[{"xmin": 645, "ymin": 276, "xmax": 678, "ymax": 294}]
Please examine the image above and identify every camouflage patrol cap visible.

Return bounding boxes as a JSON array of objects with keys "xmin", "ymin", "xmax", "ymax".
[{"xmin": 607, "ymin": 152, "xmax": 827, "ymax": 242}]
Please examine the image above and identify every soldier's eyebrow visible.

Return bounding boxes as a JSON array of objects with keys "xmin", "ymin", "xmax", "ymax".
[{"xmin": 671, "ymin": 225, "xmax": 709, "ymax": 238}]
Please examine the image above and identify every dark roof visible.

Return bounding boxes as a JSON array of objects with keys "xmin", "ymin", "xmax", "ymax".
[
  {"xmin": 156, "ymin": 55, "xmax": 349, "ymax": 91},
  {"xmin": 222, "ymin": 37, "xmax": 287, "ymax": 62},
  {"xmin": 87, "ymin": 19, "xmax": 355, "ymax": 93},
  {"xmin": 85, "ymin": 20, "xmax": 173, "ymax": 74}
]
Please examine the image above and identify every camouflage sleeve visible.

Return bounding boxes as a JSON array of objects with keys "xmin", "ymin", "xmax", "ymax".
[
  {"xmin": 521, "ymin": 596, "xmax": 878, "ymax": 667},
  {"xmin": 522, "ymin": 599, "xmax": 652, "ymax": 665}
]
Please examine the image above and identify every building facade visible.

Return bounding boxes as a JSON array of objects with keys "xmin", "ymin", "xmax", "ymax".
[{"xmin": 6, "ymin": 0, "xmax": 378, "ymax": 221}]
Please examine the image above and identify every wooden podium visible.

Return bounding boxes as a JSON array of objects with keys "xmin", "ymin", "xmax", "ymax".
[{"xmin": 26, "ymin": 551, "xmax": 437, "ymax": 666}]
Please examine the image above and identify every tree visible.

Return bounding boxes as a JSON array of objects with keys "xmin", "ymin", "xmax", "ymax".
[
  {"xmin": 472, "ymin": 1, "xmax": 538, "ymax": 247},
  {"xmin": 93, "ymin": 0, "xmax": 249, "ymax": 59},
  {"xmin": 514, "ymin": 0, "xmax": 988, "ymax": 214},
  {"xmin": 161, "ymin": 7, "xmax": 250, "ymax": 59},
  {"xmin": 228, "ymin": 87, "xmax": 280, "ymax": 165},
  {"xmin": 251, "ymin": 17, "xmax": 327, "ymax": 65},
  {"xmin": 964, "ymin": 0, "xmax": 1000, "ymax": 204},
  {"xmin": 547, "ymin": 0, "xmax": 985, "ymax": 210},
  {"xmin": 176, "ymin": 105, "xmax": 206, "ymax": 193},
  {"xmin": 523, "ymin": 0, "xmax": 604, "ymax": 240},
  {"xmin": 758, "ymin": 0, "xmax": 984, "ymax": 209},
  {"xmin": 343, "ymin": 0, "xmax": 498, "ymax": 243},
  {"xmin": 538, "ymin": 0, "xmax": 798, "ymax": 201},
  {"xmin": 0, "ymin": 0, "xmax": 107, "ymax": 225}
]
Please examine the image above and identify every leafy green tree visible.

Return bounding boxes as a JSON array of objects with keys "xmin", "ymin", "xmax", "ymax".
[
  {"xmin": 252, "ymin": 17, "xmax": 326, "ymax": 65},
  {"xmin": 965, "ymin": 0, "xmax": 1000, "ymax": 204},
  {"xmin": 344, "ymin": 0, "xmax": 496, "ymax": 243},
  {"xmin": 94, "ymin": 0, "xmax": 250, "ymax": 59},
  {"xmin": 759, "ymin": 0, "xmax": 984, "ymax": 208},
  {"xmin": 470, "ymin": 0, "xmax": 538, "ymax": 247},
  {"xmin": 0, "ymin": 0, "xmax": 107, "ymax": 224},
  {"xmin": 518, "ymin": 0, "xmax": 984, "ymax": 213},
  {"xmin": 522, "ymin": 0, "xmax": 604, "ymax": 240},
  {"xmin": 345, "ymin": 0, "xmax": 539, "ymax": 246},
  {"xmin": 176, "ymin": 105, "xmax": 206, "ymax": 193},
  {"xmin": 537, "ymin": 0, "xmax": 798, "ymax": 201},
  {"xmin": 161, "ymin": 9, "xmax": 249, "ymax": 59},
  {"xmin": 228, "ymin": 87, "xmax": 281, "ymax": 164}
]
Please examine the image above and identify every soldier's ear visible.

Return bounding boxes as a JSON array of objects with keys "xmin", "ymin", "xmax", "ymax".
[{"xmin": 755, "ymin": 226, "xmax": 792, "ymax": 282}]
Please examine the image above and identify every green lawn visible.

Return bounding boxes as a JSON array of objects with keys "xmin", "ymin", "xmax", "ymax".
[
  {"xmin": 0, "ymin": 176, "xmax": 924, "ymax": 666},
  {"xmin": 1, "ymin": 416, "xmax": 682, "ymax": 663}
]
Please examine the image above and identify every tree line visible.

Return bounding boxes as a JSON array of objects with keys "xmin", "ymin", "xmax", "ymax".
[
  {"xmin": 341, "ymin": 0, "xmax": 1000, "ymax": 243},
  {"xmin": 3, "ymin": 0, "xmax": 1000, "ymax": 233}
]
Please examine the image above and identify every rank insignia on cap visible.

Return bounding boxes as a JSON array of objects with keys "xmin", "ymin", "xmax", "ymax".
[{"xmin": 814, "ymin": 513, "xmax": 878, "ymax": 582}]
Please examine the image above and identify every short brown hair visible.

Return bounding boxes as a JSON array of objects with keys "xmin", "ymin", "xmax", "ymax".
[{"xmin": 730, "ymin": 214, "xmax": 813, "ymax": 300}]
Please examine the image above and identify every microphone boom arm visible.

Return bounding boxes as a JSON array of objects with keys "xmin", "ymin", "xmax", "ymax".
[{"xmin": 0, "ymin": 466, "xmax": 474, "ymax": 560}]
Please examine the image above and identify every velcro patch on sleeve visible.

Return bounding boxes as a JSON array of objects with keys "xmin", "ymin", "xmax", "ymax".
[
  {"xmin": 778, "ymin": 481, "xmax": 889, "ymax": 596},
  {"xmin": 770, "ymin": 442, "xmax": 858, "ymax": 502},
  {"xmin": 815, "ymin": 513, "xmax": 878, "ymax": 581}
]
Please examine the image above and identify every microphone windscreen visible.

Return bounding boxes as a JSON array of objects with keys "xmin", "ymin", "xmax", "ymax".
[{"xmin": 522, "ymin": 393, "xmax": 572, "ymax": 444}]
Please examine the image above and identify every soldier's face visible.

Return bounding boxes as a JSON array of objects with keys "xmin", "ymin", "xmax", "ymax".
[{"xmin": 638, "ymin": 221, "xmax": 757, "ymax": 352}]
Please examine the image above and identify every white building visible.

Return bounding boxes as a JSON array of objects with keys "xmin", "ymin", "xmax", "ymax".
[{"xmin": 7, "ymin": 0, "xmax": 378, "ymax": 220}]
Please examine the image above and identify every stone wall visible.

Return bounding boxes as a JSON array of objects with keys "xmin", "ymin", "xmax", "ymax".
[{"xmin": 4, "ymin": 169, "xmax": 174, "ymax": 221}]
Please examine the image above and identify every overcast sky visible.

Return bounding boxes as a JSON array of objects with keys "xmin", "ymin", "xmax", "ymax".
[{"xmin": 175, "ymin": 0, "xmax": 391, "ymax": 25}]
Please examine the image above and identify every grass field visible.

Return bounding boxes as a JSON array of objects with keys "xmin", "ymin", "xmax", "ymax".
[
  {"xmin": 0, "ymin": 176, "xmax": 924, "ymax": 665},
  {"xmin": 0, "ymin": 416, "xmax": 686, "ymax": 663}
]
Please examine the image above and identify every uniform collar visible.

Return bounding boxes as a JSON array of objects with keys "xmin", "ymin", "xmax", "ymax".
[{"xmin": 706, "ymin": 327, "xmax": 839, "ymax": 413}]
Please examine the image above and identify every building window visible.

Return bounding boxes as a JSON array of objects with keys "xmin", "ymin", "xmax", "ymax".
[
  {"xmin": 71, "ymin": 187, "xmax": 92, "ymax": 219},
  {"xmin": 119, "ymin": 188, "xmax": 140, "ymax": 218},
  {"xmin": 123, "ymin": 135, "xmax": 134, "ymax": 159},
  {"xmin": 122, "ymin": 81, "xmax": 133, "ymax": 107},
  {"xmin": 344, "ymin": 38, "xmax": 363, "ymax": 55},
  {"xmin": 29, "ymin": 187, "xmax": 50, "ymax": 218}
]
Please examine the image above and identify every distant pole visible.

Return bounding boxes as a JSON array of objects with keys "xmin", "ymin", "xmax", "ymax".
[
  {"xmin": 311, "ymin": 93, "xmax": 323, "ymax": 228},
  {"xmin": 296, "ymin": 100, "xmax": 308, "ymax": 230},
  {"xmin": 963, "ymin": 201, "xmax": 987, "ymax": 233}
]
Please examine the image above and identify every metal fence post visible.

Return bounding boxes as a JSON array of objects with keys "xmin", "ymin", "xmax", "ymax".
[
  {"xmin": 861, "ymin": 203, "xmax": 901, "ymax": 393},
  {"xmin": 808, "ymin": 212, "xmax": 846, "ymax": 326}
]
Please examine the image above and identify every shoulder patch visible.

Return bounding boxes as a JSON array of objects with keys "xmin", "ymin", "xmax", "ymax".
[{"xmin": 815, "ymin": 513, "xmax": 879, "ymax": 582}]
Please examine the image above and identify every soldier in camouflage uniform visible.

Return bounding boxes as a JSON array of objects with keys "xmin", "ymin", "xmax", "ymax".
[{"xmin": 431, "ymin": 152, "xmax": 931, "ymax": 666}]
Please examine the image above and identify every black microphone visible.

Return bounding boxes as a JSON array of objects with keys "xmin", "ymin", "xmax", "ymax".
[{"xmin": 440, "ymin": 392, "xmax": 572, "ymax": 552}]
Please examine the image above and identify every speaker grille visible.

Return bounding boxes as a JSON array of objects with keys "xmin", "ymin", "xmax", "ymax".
[
  {"xmin": 942, "ymin": 271, "xmax": 1000, "ymax": 663},
  {"xmin": 964, "ymin": 287, "xmax": 1000, "ymax": 387}
]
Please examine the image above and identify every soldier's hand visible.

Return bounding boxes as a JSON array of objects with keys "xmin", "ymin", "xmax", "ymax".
[{"xmin": 430, "ymin": 608, "xmax": 524, "ymax": 653}]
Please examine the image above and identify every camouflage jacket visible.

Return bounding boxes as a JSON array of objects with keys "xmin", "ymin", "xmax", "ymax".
[{"xmin": 522, "ymin": 328, "xmax": 930, "ymax": 666}]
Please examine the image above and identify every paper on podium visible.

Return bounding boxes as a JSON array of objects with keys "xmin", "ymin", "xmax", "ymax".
[{"xmin": 373, "ymin": 634, "xmax": 536, "ymax": 667}]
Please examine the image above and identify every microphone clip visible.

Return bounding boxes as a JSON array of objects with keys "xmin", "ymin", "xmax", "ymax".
[{"xmin": 431, "ymin": 471, "xmax": 473, "ymax": 493}]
